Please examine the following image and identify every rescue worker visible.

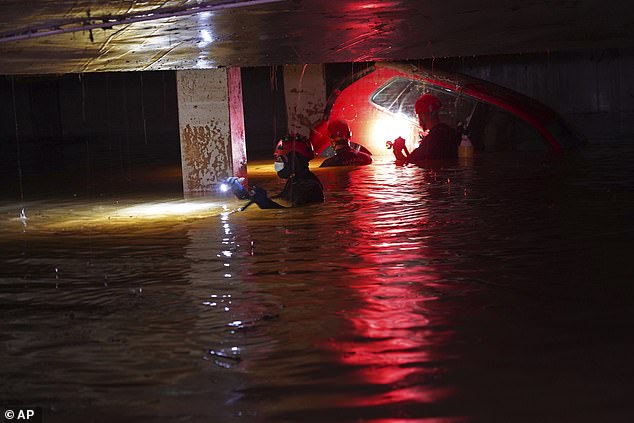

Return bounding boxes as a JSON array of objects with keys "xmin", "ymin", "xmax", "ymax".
[
  {"xmin": 390, "ymin": 93, "xmax": 459, "ymax": 164},
  {"xmin": 225, "ymin": 133, "xmax": 324, "ymax": 209},
  {"xmin": 319, "ymin": 120, "xmax": 372, "ymax": 167}
]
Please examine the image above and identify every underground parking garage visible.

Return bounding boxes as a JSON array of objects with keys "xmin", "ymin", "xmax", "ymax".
[{"xmin": 1, "ymin": 1, "xmax": 634, "ymax": 422}]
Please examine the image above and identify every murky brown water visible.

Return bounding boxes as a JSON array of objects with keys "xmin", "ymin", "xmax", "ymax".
[{"xmin": 1, "ymin": 144, "xmax": 634, "ymax": 423}]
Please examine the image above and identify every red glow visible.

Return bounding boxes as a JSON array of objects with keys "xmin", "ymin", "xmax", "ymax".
[
  {"xmin": 309, "ymin": 119, "xmax": 330, "ymax": 154},
  {"xmin": 322, "ymin": 172, "xmax": 457, "ymax": 414},
  {"xmin": 316, "ymin": 63, "xmax": 566, "ymax": 157},
  {"xmin": 370, "ymin": 113, "xmax": 419, "ymax": 155},
  {"xmin": 325, "ymin": 67, "xmax": 408, "ymax": 157},
  {"xmin": 345, "ymin": 1, "xmax": 402, "ymax": 12}
]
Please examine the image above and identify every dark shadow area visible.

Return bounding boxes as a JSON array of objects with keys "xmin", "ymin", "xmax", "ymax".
[
  {"xmin": 241, "ymin": 66, "xmax": 287, "ymax": 161},
  {"xmin": 325, "ymin": 62, "xmax": 376, "ymax": 98},
  {"xmin": 0, "ymin": 72, "xmax": 182, "ymax": 200}
]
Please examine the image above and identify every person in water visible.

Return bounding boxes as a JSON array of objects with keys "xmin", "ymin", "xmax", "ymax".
[
  {"xmin": 389, "ymin": 93, "xmax": 459, "ymax": 164},
  {"xmin": 225, "ymin": 133, "xmax": 324, "ymax": 209},
  {"xmin": 319, "ymin": 120, "xmax": 372, "ymax": 167}
]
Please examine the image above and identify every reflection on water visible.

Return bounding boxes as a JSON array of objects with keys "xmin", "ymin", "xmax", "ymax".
[{"xmin": 1, "ymin": 145, "xmax": 634, "ymax": 423}]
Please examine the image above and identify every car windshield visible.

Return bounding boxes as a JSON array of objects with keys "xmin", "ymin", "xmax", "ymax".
[
  {"xmin": 370, "ymin": 76, "xmax": 477, "ymax": 129},
  {"xmin": 370, "ymin": 77, "xmax": 422, "ymax": 123}
]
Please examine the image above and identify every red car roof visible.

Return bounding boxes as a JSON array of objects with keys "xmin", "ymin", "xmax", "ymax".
[
  {"xmin": 377, "ymin": 62, "xmax": 561, "ymax": 125},
  {"xmin": 319, "ymin": 62, "xmax": 566, "ymax": 153}
]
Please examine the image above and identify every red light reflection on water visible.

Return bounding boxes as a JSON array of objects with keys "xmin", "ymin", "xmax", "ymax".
[
  {"xmin": 329, "ymin": 267, "xmax": 444, "ymax": 407},
  {"xmin": 343, "ymin": 1, "xmax": 402, "ymax": 11},
  {"xmin": 324, "ymin": 169, "xmax": 457, "ymax": 417}
]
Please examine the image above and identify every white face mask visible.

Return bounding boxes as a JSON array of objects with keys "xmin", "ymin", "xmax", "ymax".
[{"xmin": 274, "ymin": 161, "xmax": 285, "ymax": 172}]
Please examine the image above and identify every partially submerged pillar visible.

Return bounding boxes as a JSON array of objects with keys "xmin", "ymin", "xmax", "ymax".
[
  {"xmin": 176, "ymin": 68, "xmax": 247, "ymax": 195},
  {"xmin": 283, "ymin": 64, "xmax": 327, "ymax": 137}
]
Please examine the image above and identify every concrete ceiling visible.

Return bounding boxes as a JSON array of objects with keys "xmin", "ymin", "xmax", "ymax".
[{"xmin": 1, "ymin": 0, "xmax": 633, "ymax": 74}]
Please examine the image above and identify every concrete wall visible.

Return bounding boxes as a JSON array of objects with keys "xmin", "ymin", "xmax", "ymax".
[
  {"xmin": 240, "ymin": 64, "xmax": 327, "ymax": 160},
  {"xmin": 434, "ymin": 48, "xmax": 634, "ymax": 143},
  {"xmin": 240, "ymin": 66, "xmax": 287, "ymax": 159},
  {"xmin": 0, "ymin": 72, "xmax": 181, "ymax": 199}
]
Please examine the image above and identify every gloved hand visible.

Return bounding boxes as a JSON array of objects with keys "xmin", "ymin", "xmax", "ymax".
[
  {"xmin": 391, "ymin": 136, "xmax": 406, "ymax": 151},
  {"xmin": 250, "ymin": 186, "xmax": 269, "ymax": 204},
  {"xmin": 390, "ymin": 137, "xmax": 409, "ymax": 162},
  {"xmin": 249, "ymin": 186, "xmax": 283, "ymax": 209},
  {"xmin": 224, "ymin": 177, "xmax": 249, "ymax": 199}
]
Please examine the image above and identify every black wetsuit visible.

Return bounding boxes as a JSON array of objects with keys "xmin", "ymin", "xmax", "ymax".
[
  {"xmin": 275, "ymin": 170, "xmax": 324, "ymax": 207},
  {"xmin": 408, "ymin": 123, "xmax": 459, "ymax": 161},
  {"xmin": 320, "ymin": 147, "xmax": 373, "ymax": 167},
  {"xmin": 252, "ymin": 151, "xmax": 324, "ymax": 209}
]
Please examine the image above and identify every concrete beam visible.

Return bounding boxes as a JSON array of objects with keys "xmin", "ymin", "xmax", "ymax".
[{"xmin": 176, "ymin": 68, "xmax": 247, "ymax": 195}]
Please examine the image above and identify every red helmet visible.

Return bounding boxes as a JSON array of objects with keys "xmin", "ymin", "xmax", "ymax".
[
  {"xmin": 327, "ymin": 120, "xmax": 352, "ymax": 140},
  {"xmin": 415, "ymin": 94, "xmax": 442, "ymax": 115},
  {"xmin": 273, "ymin": 133, "xmax": 316, "ymax": 160}
]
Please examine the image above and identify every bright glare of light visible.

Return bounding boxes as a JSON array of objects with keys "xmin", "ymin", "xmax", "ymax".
[
  {"xmin": 117, "ymin": 201, "xmax": 218, "ymax": 218},
  {"xmin": 358, "ymin": 1, "xmax": 397, "ymax": 9},
  {"xmin": 370, "ymin": 114, "xmax": 418, "ymax": 156},
  {"xmin": 201, "ymin": 29, "xmax": 213, "ymax": 43},
  {"xmin": 219, "ymin": 183, "xmax": 230, "ymax": 193},
  {"xmin": 197, "ymin": 27, "xmax": 214, "ymax": 50},
  {"xmin": 195, "ymin": 27, "xmax": 215, "ymax": 70}
]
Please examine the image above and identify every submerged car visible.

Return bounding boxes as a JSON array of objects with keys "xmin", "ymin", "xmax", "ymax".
[{"xmin": 309, "ymin": 62, "xmax": 585, "ymax": 158}]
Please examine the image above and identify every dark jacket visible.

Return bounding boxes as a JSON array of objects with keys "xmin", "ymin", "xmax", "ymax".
[
  {"xmin": 409, "ymin": 123, "xmax": 459, "ymax": 161},
  {"xmin": 319, "ymin": 148, "xmax": 372, "ymax": 167},
  {"xmin": 275, "ymin": 170, "xmax": 324, "ymax": 207}
]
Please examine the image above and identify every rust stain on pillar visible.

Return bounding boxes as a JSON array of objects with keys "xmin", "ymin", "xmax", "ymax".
[{"xmin": 180, "ymin": 123, "xmax": 230, "ymax": 193}]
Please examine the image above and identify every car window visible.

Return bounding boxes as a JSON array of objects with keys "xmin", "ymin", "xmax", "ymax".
[
  {"xmin": 425, "ymin": 86, "xmax": 458, "ymax": 125},
  {"xmin": 371, "ymin": 76, "xmax": 549, "ymax": 152},
  {"xmin": 370, "ymin": 77, "xmax": 422, "ymax": 124},
  {"xmin": 426, "ymin": 86, "xmax": 478, "ymax": 130},
  {"xmin": 371, "ymin": 77, "xmax": 477, "ymax": 129}
]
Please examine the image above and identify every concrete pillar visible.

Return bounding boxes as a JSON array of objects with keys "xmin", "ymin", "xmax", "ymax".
[
  {"xmin": 176, "ymin": 68, "xmax": 247, "ymax": 195},
  {"xmin": 283, "ymin": 64, "xmax": 327, "ymax": 136}
]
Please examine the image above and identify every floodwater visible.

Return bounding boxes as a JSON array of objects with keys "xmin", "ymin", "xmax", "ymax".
[{"xmin": 1, "ymin": 144, "xmax": 633, "ymax": 423}]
